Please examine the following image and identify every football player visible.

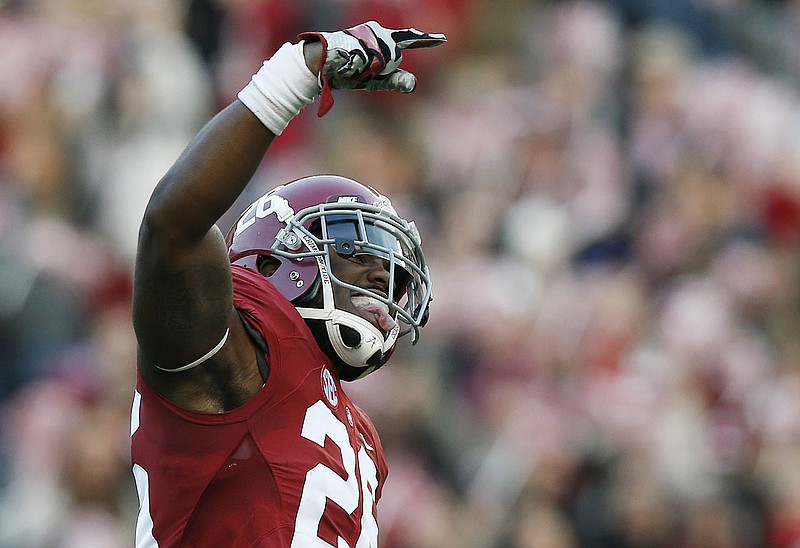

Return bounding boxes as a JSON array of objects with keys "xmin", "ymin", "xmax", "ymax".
[{"xmin": 129, "ymin": 21, "xmax": 443, "ymax": 547}]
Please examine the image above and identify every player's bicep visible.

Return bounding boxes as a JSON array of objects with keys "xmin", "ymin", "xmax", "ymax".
[{"xmin": 132, "ymin": 222, "xmax": 235, "ymax": 370}]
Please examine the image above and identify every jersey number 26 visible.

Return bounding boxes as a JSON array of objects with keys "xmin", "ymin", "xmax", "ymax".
[{"xmin": 291, "ymin": 400, "xmax": 380, "ymax": 547}]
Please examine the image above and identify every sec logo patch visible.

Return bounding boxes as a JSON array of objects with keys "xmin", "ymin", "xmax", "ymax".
[{"xmin": 320, "ymin": 366, "xmax": 339, "ymax": 409}]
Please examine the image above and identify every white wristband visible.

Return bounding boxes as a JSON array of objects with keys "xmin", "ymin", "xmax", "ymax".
[{"xmin": 238, "ymin": 41, "xmax": 320, "ymax": 135}]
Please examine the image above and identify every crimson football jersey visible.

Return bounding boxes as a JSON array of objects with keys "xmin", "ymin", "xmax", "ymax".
[{"xmin": 130, "ymin": 265, "xmax": 388, "ymax": 547}]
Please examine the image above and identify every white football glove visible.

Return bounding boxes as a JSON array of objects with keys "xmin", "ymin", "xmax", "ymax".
[{"xmin": 299, "ymin": 21, "xmax": 447, "ymax": 116}]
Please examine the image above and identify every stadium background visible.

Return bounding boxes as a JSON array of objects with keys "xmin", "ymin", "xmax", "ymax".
[{"xmin": 1, "ymin": 0, "xmax": 800, "ymax": 546}]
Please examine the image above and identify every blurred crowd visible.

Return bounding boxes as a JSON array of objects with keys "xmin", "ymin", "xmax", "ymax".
[{"xmin": 2, "ymin": 0, "xmax": 800, "ymax": 546}]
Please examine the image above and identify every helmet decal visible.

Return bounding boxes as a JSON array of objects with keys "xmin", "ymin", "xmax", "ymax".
[{"xmin": 234, "ymin": 193, "xmax": 294, "ymax": 238}]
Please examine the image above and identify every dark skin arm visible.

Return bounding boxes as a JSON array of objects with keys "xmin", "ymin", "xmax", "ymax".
[{"xmin": 132, "ymin": 43, "xmax": 323, "ymax": 413}]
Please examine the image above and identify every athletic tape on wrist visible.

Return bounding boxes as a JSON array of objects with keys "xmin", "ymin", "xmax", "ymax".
[{"xmin": 238, "ymin": 41, "xmax": 320, "ymax": 135}]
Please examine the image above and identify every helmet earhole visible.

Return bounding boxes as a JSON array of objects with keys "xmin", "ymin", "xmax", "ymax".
[{"xmin": 257, "ymin": 255, "xmax": 281, "ymax": 277}]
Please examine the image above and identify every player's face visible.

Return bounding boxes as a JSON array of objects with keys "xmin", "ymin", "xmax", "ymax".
[{"xmin": 328, "ymin": 251, "xmax": 397, "ymax": 334}]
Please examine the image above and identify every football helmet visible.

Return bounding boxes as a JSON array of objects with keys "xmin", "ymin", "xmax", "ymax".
[{"xmin": 226, "ymin": 175, "xmax": 432, "ymax": 380}]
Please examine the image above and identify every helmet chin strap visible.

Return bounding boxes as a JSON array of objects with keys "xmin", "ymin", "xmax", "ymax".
[{"xmin": 297, "ymin": 305, "xmax": 398, "ymax": 369}]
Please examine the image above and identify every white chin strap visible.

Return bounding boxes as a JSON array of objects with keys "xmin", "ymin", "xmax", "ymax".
[{"xmin": 297, "ymin": 306, "xmax": 399, "ymax": 371}]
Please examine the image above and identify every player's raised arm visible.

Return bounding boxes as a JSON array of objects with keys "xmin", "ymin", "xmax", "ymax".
[
  {"xmin": 131, "ymin": 22, "xmax": 445, "ymax": 401},
  {"xmin": 132, "ymin": 42, "xmax": 323, "ymax": 378}
]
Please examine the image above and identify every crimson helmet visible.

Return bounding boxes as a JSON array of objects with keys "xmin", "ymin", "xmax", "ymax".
[{"xmin": 225, "ymin": 175, "xmax": 432, "ymax": 380}]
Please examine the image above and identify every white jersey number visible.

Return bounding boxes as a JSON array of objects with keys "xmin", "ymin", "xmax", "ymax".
[{"xmin": 291, "ymin": 401, "xmax": 380, "ymax": 548}]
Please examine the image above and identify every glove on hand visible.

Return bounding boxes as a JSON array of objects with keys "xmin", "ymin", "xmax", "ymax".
[{"xmin": 298, "ymin": 21, "xmax": 446, "ymax": 116}]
